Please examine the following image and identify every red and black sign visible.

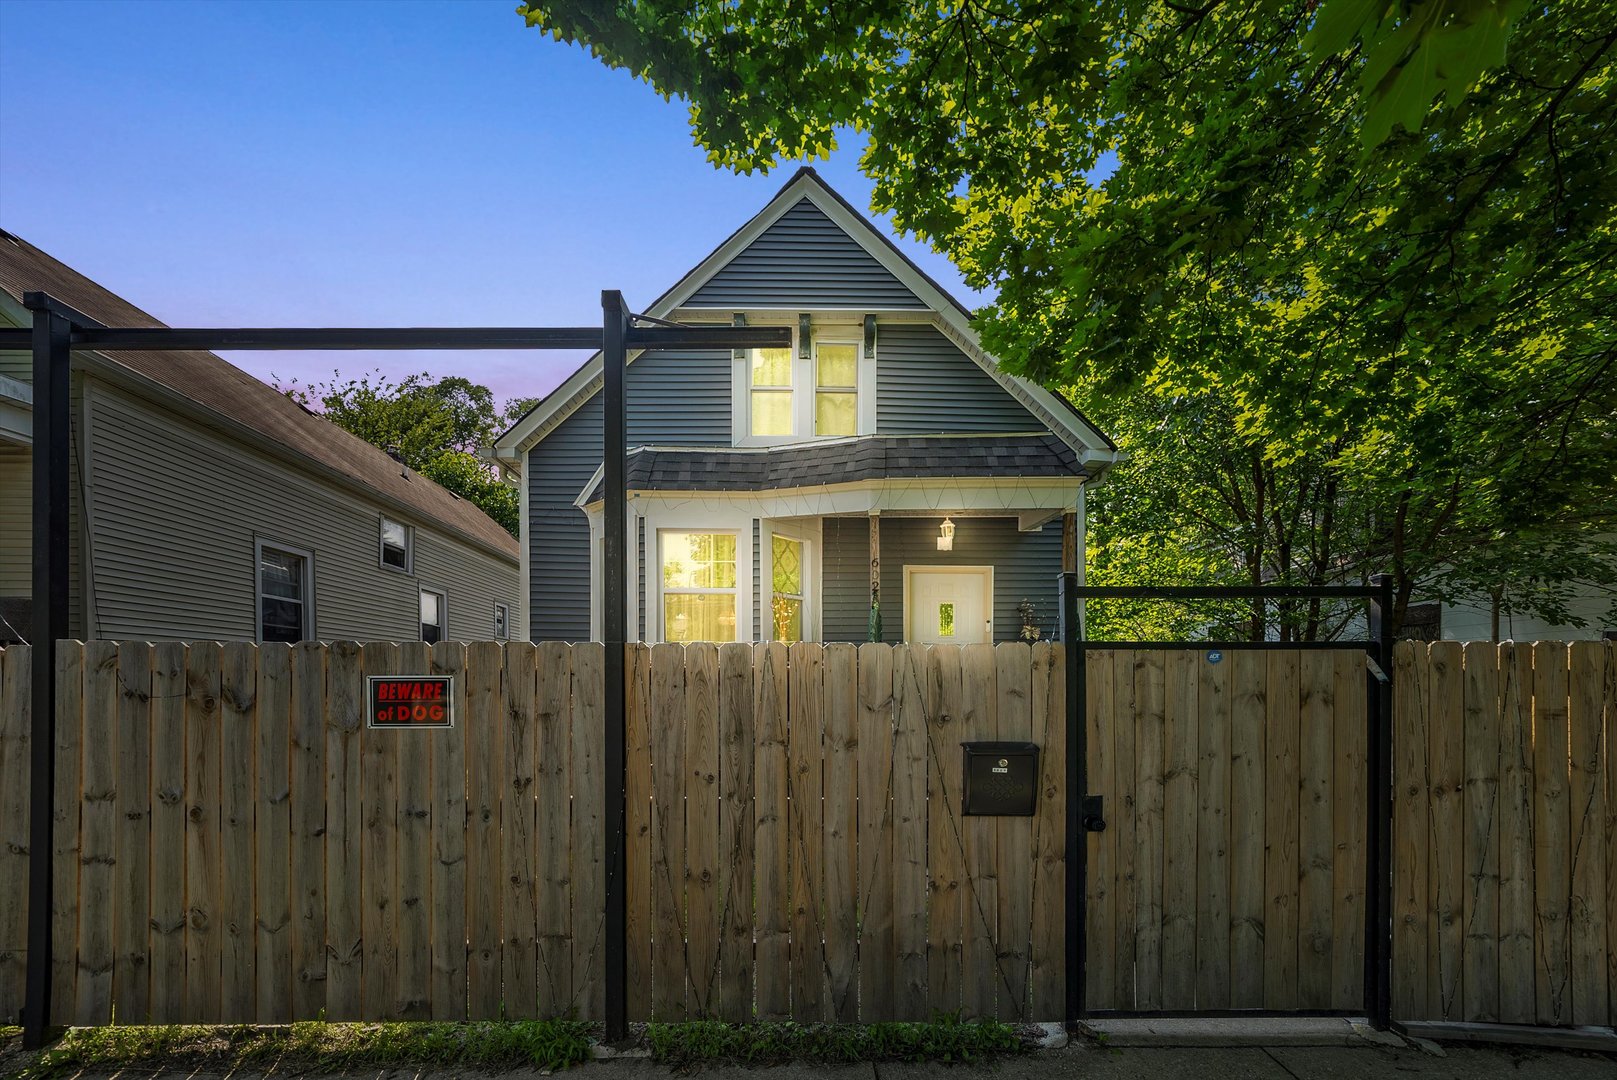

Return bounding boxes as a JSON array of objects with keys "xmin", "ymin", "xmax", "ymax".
[{"xmin": 368, "ymin": 675, "xmax": 454, "ymax": 728}]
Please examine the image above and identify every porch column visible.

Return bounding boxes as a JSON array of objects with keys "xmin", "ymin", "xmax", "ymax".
[
  {"xmin": 868, "ymin": 510, "xmax": 881, "ymax": 641},
  {"xmin": 1061, "ymin": 510, "xmax": 1078, "ymax": 574}
]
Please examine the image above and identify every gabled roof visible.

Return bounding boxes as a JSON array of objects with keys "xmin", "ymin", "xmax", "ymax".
[
  {"xmin": 493, "ymin": 167, "xmax": 1117, "ymax": 465},
  {"xmin": 0, "ymin": 229, "xmax": 519, "ymax": 561}
]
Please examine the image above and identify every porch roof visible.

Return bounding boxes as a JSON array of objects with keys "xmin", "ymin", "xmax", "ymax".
[{"xmin": 580, "ymin": 432, "xmax": 1084, "ymax": 504}]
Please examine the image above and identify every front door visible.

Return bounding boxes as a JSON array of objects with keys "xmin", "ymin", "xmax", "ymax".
[{"xmin": 905, "ymin": 566, "xmax": 993, "ymax": 644}]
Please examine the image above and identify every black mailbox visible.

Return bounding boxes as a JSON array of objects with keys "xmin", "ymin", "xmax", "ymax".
[{"xmin": 961, "ymin": 741, "xmax": 1040, "ymax": 816}]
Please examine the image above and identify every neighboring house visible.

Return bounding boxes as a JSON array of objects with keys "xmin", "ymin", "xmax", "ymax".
[
  {"xmin": 0, "ymin": 229, "xmax": 522, "ymax": 645},
  {"xmin": 494, "ymin": 168, "xmax": 1120, "ymax": 645}
]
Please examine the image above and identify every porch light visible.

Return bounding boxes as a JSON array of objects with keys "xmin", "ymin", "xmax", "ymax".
[{"xmin": 937, "ymin": 517, "xmax": 955, "ymax": 551}]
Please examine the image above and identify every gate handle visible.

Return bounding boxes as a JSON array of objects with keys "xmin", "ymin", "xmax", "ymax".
[{"xmin": 1081, "ymin": 794, "xmax": 1106, "ymax": 832}]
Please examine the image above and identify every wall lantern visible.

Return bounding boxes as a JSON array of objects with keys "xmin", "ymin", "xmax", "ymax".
[{"xmin": 937, "ymin": 517, "xmax": 955, "ymax": 551}]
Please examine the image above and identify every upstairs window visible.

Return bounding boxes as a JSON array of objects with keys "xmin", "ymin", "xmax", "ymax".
[
  {"xmin": 749, "ymin": 347, "xmax": 794, "ymax": 437},
  {"xmin": 814, "ymin": 342, "xmax": 858, "ymax": 436},
  {"xmin": 380, "ymin": 516, "xmax": 412, "ymax": 572}
]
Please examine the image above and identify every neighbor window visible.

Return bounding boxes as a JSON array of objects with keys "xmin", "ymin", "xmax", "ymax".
[
  {"xmin": 662, "ymin": 531, "xmax": 738, "ymax": 642},
  {"xmin": 258, "ymin": 542, "xmax": 311, "ymax": 643},
  {"xmin": 749, "ymin": 347, "xmax": 794, "ymax": 437},
  {"xmin": 420, "ymin": 588, "xmax": 446, "ymax": 644},
  {"xmin": 494, "ymin": 602, "xmax": 510, "ymax": 641},
  {"xmin": 380, "ymin": 517, "xmax": 412, "ymax": 571},
  {"xmin": 771, "ymin": 535, "xmax": 804, "ymax": 642},
  {"xmin": 814, "ymin": 342, "xmax": 858, "ymax": 437}
]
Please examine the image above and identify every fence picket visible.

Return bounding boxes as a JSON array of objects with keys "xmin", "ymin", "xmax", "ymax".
[
  {"xmin": 650, "ymin": 643, "xmax": 688, "ymax": 1020},
  {"xmin": 823, "ymin": 642, "xmax": 860, "ymax": 1021},
  {"xmin": 1032, "ymin": 641, "xmax": 1067, "ymax": 1019},
  {"xmin": 788, "ymin": 642, "xmax": 827, "ymax": 1021},
  {"xmin": 1296, "ymin": 651, "xmax": 1334, "ymax": 1011},
  {"xmin": 1392, "ymin": 642, "xmax": 1428, "ymax": 1023},
  {"xmin": 429, "ymin": 641, "xmax": 468, "ymax": 1020},
  {"xmin": 323, "ymin": 642, "xmax": 364, "ymax": 1019},
  {"xmin": 1567, "ymin": 641, "xmax": 1608, "ymax": 1026},
  {"xmin": 1460, "ymin": 642, "xmax": 1501, "ymax": 1023},
  {"xmin": 1262, "ymin": 649, "xmax": 1300, "ymax": 1010},
  {"xmin": 926, "ymin": 644, "xmax": 964, "ymax": 1017},
  {"xmin": 1532, "ymin": 643, "xmax": 1572, "ymax": 1025},
  {"xmin": 255, "ymin": 643, "xmax": 293, "ymax": 1023},
  {"xmin": 181, "ymin": 640, "xmax": 221, "ymax": 1024},
  {"xmin": 149, "ymin": 642, "xmax": 188, "ymax": 1022},
  {"xmin": 626, "ymin": 644, "xmax": 654, "ymax": 1022},
  {"xmin": 1496, "ymin": 642, "xmax": 1535, "ymax": 1024},
  {"xmin": 996, "ymin": 643, "xmax": 1033, "ymax": 1021},
  {"xmin": 1196, "ymin": 646, "xmax": 1231, "ymax": 1009},
  {"xmin": 685, "ymin": 642, "xmax": 721, "ymax": 1016},
  {"xmin": 0, "ymin": 647, "xmax": 31, "ymax": 1019},
  {"xmin": 1133, "ymin": 651, "xmax": 1166, "ymax": 1010},
  {"xmin": 857, "ymin": 642, "xmax": 895, "ymax": 1022},
  {"xmin": 753, "ymin": 642, "xmax": 791, "ymax": 1020},
  {"xmin": 718, "ymin": 642, "xmax": 756, "ymax": 1022},
  {"xmin": 502, "ymin": 641, "xmax": 540, "ymax": 1018},
  {"xmin": 290, "ymin": 641, "xmax": 328, "ymax": 1020},
  {"xmin": 394, "ymin": 641, "xmax": 433, "ymax": 1020},
  {"xmin": 535, "ymin": 641, "xmax": 572, "ymax": 1016},
  {"xmin": 571, "ymin": 643, "xmax": 607, "ymax": 1021},
  {"xmin": 891, "ymin": 644, "xmax": 930, "ymax": 1019},
  {"xmin": 463, "ymin": 641, "xmax": 504, "ymax": 1020},
  {"xmin": 359, "ymin": 642, "xmax": 398, "ymax": 1020},
  {"xmin": 1111, "ymin": 649, "xmax": 1140, "ymax": 1009},
  {"xmin": 112, "ymin": 641, "xmax": 152, "ymax": 1022},
  {"xmin": 1427, "ymin": 641, "xmax": 1464, "ymax": 1020},
  {"xmin": 52, "ymin": 643, "xmax": 82, "ymax": 1026},
  {"xmin": 1161, "ymin": 648, "xmax": 1198, "ymax": 1010},
  {"xmin": 1331, "ymin": 649, "xmax": 1367, "ymax": 1012}
]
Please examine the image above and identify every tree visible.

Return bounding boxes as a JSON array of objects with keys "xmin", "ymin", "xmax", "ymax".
[
  {"xmin": 281, "ymin": 371, "xmax": 526, "ymax": 537},
  {"xmin": 521, "ymin": 0, "xmax": 1617, "ymax": 636}
]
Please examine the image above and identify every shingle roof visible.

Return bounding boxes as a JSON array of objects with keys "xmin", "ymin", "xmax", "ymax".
[
  {"xmin": 582, "ymin": 433, "xmax": 1084, "ymax": 503},
  {"xmin": 0, "ymin": 229, "xmax": 519, "ymax": 560}
]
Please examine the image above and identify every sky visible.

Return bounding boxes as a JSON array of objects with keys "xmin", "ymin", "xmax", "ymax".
[{"xmin": 0, "ymin": 0, "xmax": 988, "ymax": 406}]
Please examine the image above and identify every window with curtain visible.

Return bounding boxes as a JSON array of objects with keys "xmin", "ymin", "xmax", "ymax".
[
  {"xmin": 814, "ymin": 342, "xmax": 858, "ymax": 436},
  {"xmin": 749, "ymin": 347, "xmax": 793, "ymax": 437},
  {"xmin": 772, "ymin": 535, "xmax": 804, "ymax": 642},
  {"xmin": 662, "ymin": 531, "xmax": 738, "ymax": 642}
]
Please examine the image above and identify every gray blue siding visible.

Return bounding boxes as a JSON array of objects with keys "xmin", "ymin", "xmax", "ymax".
[
  {"xmin": 876, "ymin": 324, "xmax": 1037, "ymax": 432},
  {"xmin": 821, "ymin": 516, "xmax": 1062, "ymax": 644},
  {"xmin": 686, "ymin": 199, "xmax": 926, "ymax": 310},
  {"xmin": 526, "ymin": 349, "xmax": 731, "ymax": 641}
]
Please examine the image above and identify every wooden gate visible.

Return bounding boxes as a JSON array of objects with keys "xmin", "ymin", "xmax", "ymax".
[{"xmin": 1082, "ymin": 647, "xmax": 1370, "ymax": 1013}]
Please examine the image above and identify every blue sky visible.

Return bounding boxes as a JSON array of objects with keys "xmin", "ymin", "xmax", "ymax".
[{"xmin": 0, "ymin": 0, "xmax": 987, "ymax": 404}]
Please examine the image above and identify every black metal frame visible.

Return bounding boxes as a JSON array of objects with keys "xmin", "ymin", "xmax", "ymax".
[
  {"xmin": 1057, "ymin": 574, "xmax": 1396, "ymax": 1032},
  {"xmin": 16, "ymin": 289, "xmax": 790, "ymax": 1048}
]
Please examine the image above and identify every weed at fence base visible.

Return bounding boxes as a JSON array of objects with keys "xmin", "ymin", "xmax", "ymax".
[{"xmin": 18, "ymin": 1019, "xmax": 594, "ymax": 1078}]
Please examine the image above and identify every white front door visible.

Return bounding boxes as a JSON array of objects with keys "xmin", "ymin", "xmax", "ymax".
[{"xmin": 905, "ymin": 567, "xmax": 993, "ymax": 644}]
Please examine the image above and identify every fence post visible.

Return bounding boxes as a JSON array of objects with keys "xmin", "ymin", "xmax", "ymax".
[
  {"xmin": 1366, "ymin": 573, "xmax": 1395, "ymax": 1030},
  {"xmin": 23, "ymin": 300, "xmax": 71, "ymax": 1048},
  {"xmin": 1058, "ymin": 572, "xmax": 1086, "ymax": 1028},
  {"xmin": 601, "ymin": 291, "xmax": 629, "ymax": 1042}
]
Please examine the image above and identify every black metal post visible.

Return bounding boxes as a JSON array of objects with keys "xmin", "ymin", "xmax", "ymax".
[
  {"xmin": 601, "ymin": 291, "xmax": 630, "ymax": 1042},
  {"xmin": 1366, "ymin": 573, "xmax": 1395, "ymax": 1030},
  {"xmin": 1058, "ymin": 572, "xmax": 1086, "ymax": 1028},
  {"xmin": 23, "ymin": 303, "xmax": 70, "ymax": 1048}
]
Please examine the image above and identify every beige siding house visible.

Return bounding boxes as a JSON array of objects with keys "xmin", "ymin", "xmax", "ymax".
[{"xmin": 0, "ymin": 229, "xmax": 522, "ymax": 645}]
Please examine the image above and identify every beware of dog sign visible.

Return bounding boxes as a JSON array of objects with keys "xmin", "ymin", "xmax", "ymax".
[{"xmin": 368, "ymin": 675, "xmax": 454, "ymax": 728}]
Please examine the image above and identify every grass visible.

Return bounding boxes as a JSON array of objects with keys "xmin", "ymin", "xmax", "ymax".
[
  {"xmin": 645, "ymin": 1016, "xmax": 1028, "ymax": 1069},
  {"xmin": 19, "ymin": 1019, "xmax": 595, "ymax": 1078}
]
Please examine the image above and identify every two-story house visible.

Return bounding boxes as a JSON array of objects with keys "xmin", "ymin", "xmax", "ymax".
[
  {"xmin": 494, "ymin": 169, "xmax": 1118, "ymax": 645},
  {"xmin": 0, "ymin": 229, "xmax": 523, "ymax": 645}
]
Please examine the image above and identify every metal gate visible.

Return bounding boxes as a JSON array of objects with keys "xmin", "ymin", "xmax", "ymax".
[{"xmin": 1058, "ymin": 579, "xmax": 1395, "ymax": 1028}]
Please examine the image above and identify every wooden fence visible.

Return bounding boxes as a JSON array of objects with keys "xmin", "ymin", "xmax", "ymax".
[{"xmin": 0, "ymin": 639, "xmax": 1612, "ymax": 1029}]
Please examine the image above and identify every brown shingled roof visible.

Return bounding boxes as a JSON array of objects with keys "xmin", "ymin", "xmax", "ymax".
[{"xmin": 0, "ymin": 229, "xmax": 518, "ymax": 560}]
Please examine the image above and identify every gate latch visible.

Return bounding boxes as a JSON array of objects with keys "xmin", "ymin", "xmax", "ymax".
[{"xmin": 1081, "ymin": 795, "xmax": 1106, "ymax": 832}]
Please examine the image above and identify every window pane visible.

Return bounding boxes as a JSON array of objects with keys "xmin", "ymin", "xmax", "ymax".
[
  {"xmin": 815, "ymin": 391, "xmax": 856, "ymax": 436},
  {"xmin": 382, "ymin": 518, "xmax": 409, "ymax": 567},
  {"xmin": 816, "ymin": 343, "xmax": 857, "ymax": 389},
  {"xmin": 260, "ymin": 548, "xmax": 304, "ymax": 600},
  {"xmin": 664, "ymin": 593, "xmax": 737, "ymax": 643},
  {"xmin": 772, "ymin": 596, "xmax": 803, "ymax": 643},
  {"xmin": 751, "ymin": 390, "xmax": 792, "ymax": 436},
  {"xmin": 663, "ymin": 532, "xmax": 737, "ymax": 590},
  {"xmin": 750, "ymin": 347, "xmax": 792, "ymax": 387},
  {"xmin": 261, "ymin": 598, "xmax": 303, "ymax": 643},
  {"xmin": 772, "ymin": 536, "xmax": 802, "ymax": 596},
  {"xmin": 938, "ymin": 602, "xmax": 956, "ymax": 638}
]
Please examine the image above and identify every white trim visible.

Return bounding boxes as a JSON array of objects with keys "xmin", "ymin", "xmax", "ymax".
[
  {"xmin": 518, "ymin": 462, "xmax": 531, "ymax": 637},
  {"xmin": 902, "ymin": 564, "xmax": 995, "ymax": 644},
  {"xmin": 590, "ymin": 475, "xmax": 1082, "ymax": 520},
  {"xmin": 493, "ymin": 170, "xmax": 1118, "ymax": 469},
  {"xmin": 255, "ymin": 536, "xmax": 316, "ymax": 643}
]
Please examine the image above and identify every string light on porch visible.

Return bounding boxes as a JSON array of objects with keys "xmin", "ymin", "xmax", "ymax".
[{"xmin": 936, "ymin": 516, "xmax": 955, "ymax": 551}]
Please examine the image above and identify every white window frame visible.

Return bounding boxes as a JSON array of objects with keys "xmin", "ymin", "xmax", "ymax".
[
  {"xmin": 255, "ymin": 538, "xmax": 315, "ymax": 644},
  {"xmin": 656, "ymin": 527, "xmax": 744, "ymax": 644},
  {"xmin": 379, "ymin": 515, "xmax": 413, "ymax": 573},
  {"xmin": 419, "ymin": 587, "xmax": 447, "ymax": 644},
  {"xmin": 762, "ymin": 519, "xmax": 821, "ymax": 642},
  {"xmin": 732, "ymin": 319, "xmax": 875, "ymax": 446},
  {"xmin": 493, "ymin": 601, "xmax": 510, "ymax": 641}
]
